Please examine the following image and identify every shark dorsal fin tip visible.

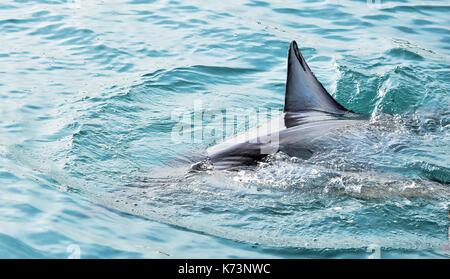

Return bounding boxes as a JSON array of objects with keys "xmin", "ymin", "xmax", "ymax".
[{"xmin": 284, "ymin": 40, "xmax": 348, "ymax": 114}]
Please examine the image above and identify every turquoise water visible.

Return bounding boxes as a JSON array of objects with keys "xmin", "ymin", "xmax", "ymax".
[{"xmin": 0, "ymin": 0, "xmax": 449, "ymax": 258}]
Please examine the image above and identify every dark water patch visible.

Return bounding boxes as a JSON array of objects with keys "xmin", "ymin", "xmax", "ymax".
[
  {"xmin": 15, "ymin": 203, "xmax": 43, "ymax": 217},
  {"xmin": 324, "ymin": 35, "xmax": 356, "ymax": 42},
  {"xmin": 72, "ymin": 43, "xmax": 133, "ymax": 70},
  {"xmin": 0, "ymin": 11, "xmax": 63, "ymax": 27},
  {"xmin": 135, "ymin": 12, "xmax": 168, "ymax": 22},
  {"xmin": 394, "ymin": 25, "xmax": 418, "ymax": 34},
  {"xmin": 137, "ymin": 47, "xmax": 171, "ymax": 57},
  {"xmin": 29, "ymin": 23, "xmax": 64, "ymax": 36},
  {"xmin": 439, "ymin": 36, "xmax": 450, "ymax": 44},
  {"xmin": 0, "ymin": 170, "xmax": 20, "ymax": 181},
  {"xmin": 245, "ymin": 0, "xmax": 270, "ymax": 7},
  {"xmin": 362, "ymin": 14, "xmax": 395, "ymax": 21},
  {"xmin": 411, "ymin": 19, "xmax": 434, "ymax": 26},
  {"xmin": 381, "ymin": 5, "xmax": 450, "ymax": 16},
  {"xmin": 285, "ymin": 22, "xmax": 318, "ymax": 30},
  {"xmin": 273, "ymin": 7, "xmax": 351, "ymax": 20},
  {"xmin": 385, "ymin": 47, "xmax": 424, "ymax": 61},
  {"xmin": 128, "ymin": 0, "xmax": 158, "ymax": 4},
  {"xmin": 175, "ymin": 4, "xmax": 200, "ymax": 12},
  {"xmin": 0, "ymin": 4, "xmax": 16, "ymax": 10},
  {"xmin": 333, "ymin": 19, "xmax": 374, "ymax": 28},
  {"xmin": 188, "ymin": 18, "xmax": 208, "ymax": 25},
  {"xmin": 155, "ymin": 18, "xmax": 197, "ymax": 29}
]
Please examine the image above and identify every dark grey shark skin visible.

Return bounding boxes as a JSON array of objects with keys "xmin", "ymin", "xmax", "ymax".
[{"xmin": 197, "ymin": 41, "xmax": 367, "ymax": 170}]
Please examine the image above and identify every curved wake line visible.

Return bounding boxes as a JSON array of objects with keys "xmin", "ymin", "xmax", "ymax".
[{"xmin": 4, "ymin": 145, "xmax": 448, "ymax": 252}]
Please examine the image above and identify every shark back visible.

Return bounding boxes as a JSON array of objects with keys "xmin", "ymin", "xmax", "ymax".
[{"xmin": 202, "ymin": 40, "xmax": 361, "ymax": 170}]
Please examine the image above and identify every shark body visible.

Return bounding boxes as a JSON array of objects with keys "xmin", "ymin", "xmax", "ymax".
[{"xmin": 194, "ymin": 41, "xmax": 367, "ymax": 171}]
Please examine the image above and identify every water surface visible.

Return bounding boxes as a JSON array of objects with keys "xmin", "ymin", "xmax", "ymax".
[{"xmin": 0, "ymin": 0, "xmax": 449, "ymax": 258}]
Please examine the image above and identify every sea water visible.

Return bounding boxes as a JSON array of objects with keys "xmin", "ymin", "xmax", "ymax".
[{"xmin": 0, "ymin": 0, "xmax": 449, "ymax": 258}]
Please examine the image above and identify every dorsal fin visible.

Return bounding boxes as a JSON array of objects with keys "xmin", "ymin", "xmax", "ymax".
[{"xmin": 284, "ymin": 41, "xmax": 348, "ymax": 114}]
